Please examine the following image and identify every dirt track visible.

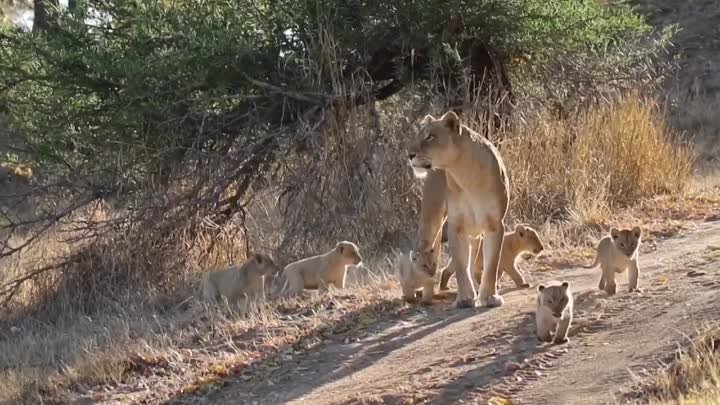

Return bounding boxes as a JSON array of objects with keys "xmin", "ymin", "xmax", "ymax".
[{"xmin": 196, "ymin": 220, "xmax": 720, "ymax": 405}]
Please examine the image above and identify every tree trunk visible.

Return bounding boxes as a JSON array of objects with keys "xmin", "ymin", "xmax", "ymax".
[{"xmin": 33, "ymin": 0, "xmax": 57, "ymax": 32}]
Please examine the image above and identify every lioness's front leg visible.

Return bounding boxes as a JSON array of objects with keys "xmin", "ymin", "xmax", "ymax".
[
  {"xmin": 479, "ymin": 225, "xmax": 504, "ymax": 307},
  {"xmin": 448, "ymin": 222, "xmax": 476, "ymax": 308}
]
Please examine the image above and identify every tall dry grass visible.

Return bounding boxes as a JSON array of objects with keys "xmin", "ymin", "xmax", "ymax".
[{"xmin": 503, "ymin": 92, "xmax": 694, "ymax": 226}]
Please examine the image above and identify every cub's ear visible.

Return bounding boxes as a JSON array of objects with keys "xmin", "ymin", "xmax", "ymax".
[
  {"xmin": 561, "ymin": 281, "xmax": 569, "ymax": 289},
  {"xmin": 253, "ymin": 253, "xmax": 263, "ymax": 264},
  {"xmin": 441, "ymin": 111, "xmax": 460, "ymax": 133},
  {"xmin": 537, "ymin": 284, "xmax": 546, "ymax": 292},
  {"xmin": 632, "ymin": 226, "xmax": 642, "ymax": 239},
  {"xmin": 420, "ymin": 115, "xmax": 435, "ymax": 126},
  {"xmin": 610, "ymin": 227, "xmax": 620, "ymax": 239}
]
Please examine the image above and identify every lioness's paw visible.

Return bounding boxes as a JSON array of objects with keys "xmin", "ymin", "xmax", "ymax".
[
  {"xmin": 629, "ymin": 287, "xmax": 643, "ymax": 293},
  {"xmin": 553, "ymin": 337, "xmax": 569, "ymax": 345},
  {"xmin": 517, "ymin": 283, "xmax": 531, "ymax": 289},
  {"xmin": 454, "ymin": 297, "xmax": 477, "ymax": 309},
  {"xmin": 537, "ymin": 333, "xmax": 553, "ymax": 343},
  {"xmin": 479, "ymin": 294, "xmax": 504, "ymax": 308}
]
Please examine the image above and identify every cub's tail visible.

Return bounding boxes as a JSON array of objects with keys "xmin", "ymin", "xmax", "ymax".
[{"xmin": 582, "ymin": 253, "xmax": 601, "ymax": 270}]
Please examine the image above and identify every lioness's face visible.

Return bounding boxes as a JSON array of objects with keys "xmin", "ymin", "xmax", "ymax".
[
  {"xmin": 337, "ymin": 241, "xmax": 363, "ymax": 265},
  {"xmin": 516, "ymin": 224, "xmax": 544, "ymax": 256},
  {"xmin": 538, "ymin": 282, "xmax": 571, "ymax": 319},
  {"xmin": 407, "ymin": 112, "xmax": 461, "ymax": 178},
  {"xmin": 610, "ymin": 226, "xmax": 641, "ymax": 257}
]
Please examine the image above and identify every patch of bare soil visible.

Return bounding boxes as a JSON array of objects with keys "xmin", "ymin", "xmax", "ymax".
[{"xmin": 171, "ymin": 220, "xmax": 720, "ymax": 405}]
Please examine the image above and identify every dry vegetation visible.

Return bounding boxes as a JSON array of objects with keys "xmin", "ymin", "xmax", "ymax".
[
  {"xmin": 627, "ymin": 323, "xmax": 720, "ymax": 405},
  {"xmin": 1, "ymin": 88, "xmax": 713, "ymax": 405}
]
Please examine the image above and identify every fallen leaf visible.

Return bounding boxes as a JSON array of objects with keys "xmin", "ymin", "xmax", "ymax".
[{"xmin": 488, "ymin": 396, "xmax": 511, "ymax": 405}]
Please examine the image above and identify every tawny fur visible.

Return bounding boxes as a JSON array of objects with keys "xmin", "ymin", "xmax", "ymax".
[
  {"xmin": 408, "ymin": 111, "xmax": 510, "ymax": 308},
  {"xmin": 281, "ymin": 241, "xmax": 363, "ymax": 296},
  {"xmin": 439, "ymin": 223, "xmax": 544, "ymax": 291},
  {"xmin": 408, "ymin": 169, "xmax": 447, "ymax": 304},
  {"xmin": 0, "ymin": 162, "xmax": 33, "ymax": 184},
  {"xmin": 201, "ymin": 253, "xmax": 280, "ymax": 307},
  {"xmin": 584, "ymin": 226, "xmax": 642, "ymax": 295},
  {"xmin": 536, "ymin": 281, "xmax": 574, "ymax": 345},
  {"xmin": 396, "ymin": 250, "xmax": 437, "ymax": 304}
]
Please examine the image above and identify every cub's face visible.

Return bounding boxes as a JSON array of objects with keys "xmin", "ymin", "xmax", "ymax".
[
  {"xmin": 336, "ymin": 241, "xmax": 363, "ymax": 265},
  {"xmin": 411, "ymin": 241, "xmax": 438, "ymax": 278},
  {"xmin": 407, "ymin": 112, "xmax": 462, "ymax": 178},
  {"xmin": 515, "ymin": 224, "xmax": 544, "ymax": 256},
  {"xmin": 610, "ymin": 226, "xmax": 641, "ymax": 257},
  {"xmin": 538, "ymin": 282, "xmax": 571, "ymax": 318},
  {"xmin": 252, "ymin": 253, "xmax": 281, "ymax": 275}
]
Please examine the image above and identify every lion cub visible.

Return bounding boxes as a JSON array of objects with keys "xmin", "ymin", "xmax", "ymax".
[
  {"xmin": 439, "ymin": 224, "xmax": 544, "ymax": 291},
  {"xmin": 396, "ymin": 250, "xmax": 437, "ymax": 304},
  {"xmin": 536, "ymin": 281, "xmax": 573, "ymax": 345},
  {"xmin": 282, "ymin": 241, "xmax": 363, "ymax": 296},
  {"xmin": 584, "ymin": 226, "xmax": 642, "ymax": 295},
  {"xmin": 201, "ymin": 253, "xmax": 280, "ymax": 305}
]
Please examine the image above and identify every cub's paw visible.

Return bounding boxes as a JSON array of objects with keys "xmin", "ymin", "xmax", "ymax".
[{"xmin": 553, "ymin": 337, "xmax": 569, "ymax": 345}]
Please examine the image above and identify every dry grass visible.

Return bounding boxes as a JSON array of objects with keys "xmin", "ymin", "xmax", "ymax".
[
  {"xmin": 631, "ymin": 323, "xmax": 720, "ymax": 405},
  {"xmin": 504, "ymin": 92, "xmax": 694, "ymax": 226},
  {"xmin": 0, "ymin": 92, "xmax": 710, "ymax": 405}
]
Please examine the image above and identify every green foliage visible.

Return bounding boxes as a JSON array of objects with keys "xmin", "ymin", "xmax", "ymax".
[{"xmin": 0, "ymin": 0, "xmax": 659, "ymax": 171}]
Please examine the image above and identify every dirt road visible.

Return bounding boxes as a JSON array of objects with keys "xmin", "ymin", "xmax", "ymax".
[{"xmin": 201, "ymin": 221, "xmax": 720, "ymax": 405}]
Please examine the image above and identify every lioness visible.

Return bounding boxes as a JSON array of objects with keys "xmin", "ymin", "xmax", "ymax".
[
  {"xmin": 439, "ymin": 224, "xmax": 544, "ymax": 291},
  {"xmin": 536, "ymin": 281, "xmax": 573, "ymax": 345},
  {"xmin": 201, "ymin": 253, "xmax": 280, "ymax": 306},
  {"xmin": 584, "ymin": 226, "xmax": 642, "ymax": 295},
  {"xmin": 281, "ymin": 241, "xmax": 363, "ymax": 296},
  {"xmin": 408, "ymin": 111, "xmax": 510, "ymax": 308}
]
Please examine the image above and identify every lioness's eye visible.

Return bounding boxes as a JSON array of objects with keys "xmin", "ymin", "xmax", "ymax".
[{"xmin": 425, "ymin": 134, "xmax": 434, "ymax": 142}]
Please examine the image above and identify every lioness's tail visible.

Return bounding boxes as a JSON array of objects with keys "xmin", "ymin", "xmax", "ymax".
[{"xmin": 583, "ymin": 253, "xmax": 600, "ymax": 269}]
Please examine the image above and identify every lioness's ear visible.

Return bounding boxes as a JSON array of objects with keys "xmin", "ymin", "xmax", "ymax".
[
  {"xmin": 336, "ymin": 244, "xmax": 345, "ymax": 254},
  {"xmin": 514, "ymin": 224, "xmax": 525, "ymax": 232},
  {"xmin": 420, "ymin": 115, "xmax": 436, "ymax": 127},
  {"xmin": 610, "ymin": 227, "xmax": 619, "ymax": 239},
  {"xmin": 537, "ymin": 284, "xmax": 546, "ymax": 292},
  {"xmin": 632, "ymin": 226, "xmax": 642, "ymax": 238},
  {"xmin": 441, "ymin": 111, "xmax": 460, "ymax": 133}
]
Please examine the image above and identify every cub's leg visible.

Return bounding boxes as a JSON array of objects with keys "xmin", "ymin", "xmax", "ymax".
[
  {"xmin": 478, "ymin": 225, "xmax": 504, "ymax": 308},
  {"xmin": 285, "ymin": 270, "xmax": 306, "ymax": 297},
  {"xmin": 536, "ymin": 312, "xmax": 555, "ymax": 343},
  {"xmin": 439, "ymin": 264, "xmax": 454, "ymax": 291},
  {"xmin": 554, "ymin": 314, "xmax": 572, "ymax": 344},
  {"xmin": 628, "ymin": 260, "xmax": 642, "ymax": 292},
  {"xmin": 421, "ymin": 279, "xmax": 434, "ymax": 305},
  {"xmin": 503, "ymin": 263, "xmax": 530, "ymax": 289},
  {"xmin": 598, "ymin": 273, "xmax": 606, "ymax": 291},
  {"xmin": 202, "ymin": 276, "xmax": 218, "ymax": 302},
  {"xmin": 448, "ymin": 222, "xmax": 476, "ymax": 308},
  {"xmin": 601, "ymin": 264, "xmax": 617, "ymax": 296}
]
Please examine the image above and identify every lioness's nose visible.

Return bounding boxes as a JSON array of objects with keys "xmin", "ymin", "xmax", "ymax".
[{"xmin": 408, "ymin": 153, "xmax": 416, "ymax": 160}]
